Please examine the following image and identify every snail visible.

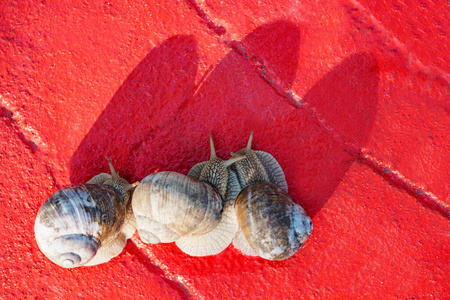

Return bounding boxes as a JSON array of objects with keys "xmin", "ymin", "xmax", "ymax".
[
  {"xmin": 230, "ymin": 132, "xmax": 313, "ymax": 260},
  {"xmin": 34, "ymin": 158, "xmax": 136, "ymax": 268},
  {"xmin": 132, "ymin": 136, "xmax": 245, "ymax": 256}
]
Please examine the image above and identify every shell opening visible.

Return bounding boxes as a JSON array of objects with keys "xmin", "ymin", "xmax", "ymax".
[
  {"xmin": 138, "ymin": 229, "xmax": 161, "ymax": 244},
  {"xmin": 51, "ymin": 234, "xmax": 100, "ymax": 268},
  {"xmin": 134, "ymin": 214, "xmax": 181, "ymax": 243}
]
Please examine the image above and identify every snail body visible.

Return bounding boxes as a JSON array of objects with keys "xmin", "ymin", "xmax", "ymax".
[
  {"xmin": 133, "ymin": 136, "xmax": 245, "ymax": 256},
  {"xmin": 230, "ymin": 131, "xmax": 288, "ymax": 191},
  {"xmin": 230, "ymin": 132, "xmax": 313, "ymax": 260},
  {"xmin": 34, "ymin": 159, "xmax": 136, "ymax": 268}
]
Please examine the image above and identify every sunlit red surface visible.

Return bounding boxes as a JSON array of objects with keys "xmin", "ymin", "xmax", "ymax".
[{"xmin": 1, "ymin": 0, "xmax": 448, "ymax": 298}]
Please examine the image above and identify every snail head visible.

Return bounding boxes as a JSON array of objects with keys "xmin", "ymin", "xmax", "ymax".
[{"xmin": 198, "ymin": 135, "xmax": 246, "ymax": 198}]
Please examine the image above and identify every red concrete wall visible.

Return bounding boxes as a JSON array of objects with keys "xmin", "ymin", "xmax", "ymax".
[{"xmin": 1, "ymin": 0, "xmax": 448, "ymax": 298}]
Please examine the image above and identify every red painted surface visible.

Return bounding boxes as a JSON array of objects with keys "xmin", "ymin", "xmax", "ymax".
[{"xmin": 1, "ymin": 0, "xmax": 448, "ymax": 299}]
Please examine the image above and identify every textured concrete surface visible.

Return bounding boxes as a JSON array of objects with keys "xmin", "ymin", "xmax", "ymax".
[{"xmin": 1, "ymin": 0, "xmax": 449, "ymax": 299}]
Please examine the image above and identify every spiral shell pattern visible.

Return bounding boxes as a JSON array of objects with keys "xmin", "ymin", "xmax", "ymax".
[
  {"xmin": 235, "ymin": 182, "xmax": 313, "ymax": 260},
  {"xmin": 132, "ymin": 171, "xmax": 223, "ymax": 244},
  {"xmin": 34, "ymin": 184, "xmax": 129, "ymax": 268}
]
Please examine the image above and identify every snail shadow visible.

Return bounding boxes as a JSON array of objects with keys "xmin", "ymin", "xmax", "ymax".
[
  {"xmin": 67, "ymin": 20, "xmax": 380, "ymax": 275},
  {"xmin": 175, "ymin": 21, "xmax": 380, "ymax": 220},
  {"xmin": 138, "ymin": 20, "xmax": 379, "ymax": 274},
  {"xmin": 69, "ymin": 34, "xmax": 199, "ymax": 184},
  {"xmin": 234, "ymin": 21, "xmax": 379, "ymax": 218},
  {"xmin": 291, "ymin": 52, "xmax": 380, "ymax": 218}
]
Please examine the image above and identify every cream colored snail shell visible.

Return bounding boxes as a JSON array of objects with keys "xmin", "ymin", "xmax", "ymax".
[
  {"xmin": 34, "ymin": 158, "xmax": 136, "ymax": 268},
  {"xmin": 230, "ymin": 132, "xmax": 313, "ymax": 260},
  {"xmin": 132, "ymin": 136, "xmax": 245, "ymax": 256}
]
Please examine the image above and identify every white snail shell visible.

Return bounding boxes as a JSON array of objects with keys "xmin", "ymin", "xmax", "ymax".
[
  {"xmin": 132, "ymin": 171, "xmax": 223, "ymax": 243},
  {"xmin": 230, "ymin": 132, "xmax": 313, "ymax": 260},
  {"xmin": 132, "ymin": 136, "xmax": 245, "ymax": 256},
  {"xmin": 34, "ymin": 159, "xmax": 136, "ymax": 268}
]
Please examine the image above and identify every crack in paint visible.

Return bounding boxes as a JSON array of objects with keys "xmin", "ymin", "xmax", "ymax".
[
  {"xmin": 0, "ymin": 94, "xmax": 48, "ymax": 153},
  {"xmin": 346, "ymin": 0, "xmax": 450, "ymax": 88},
  {"xmin": 185, "ymin": 0, "xmax": 226, "ymax": 36},
  {"xmin": 0, "ymin": 94, "xmax": 67, "ymax": 189},
  {"xmin": 130, "ymin": 236, "xmax": 203, "ymax": 299},
  {"xmin": 186, "ymin": 0, "xmax": 449, "ymax": 218},
  {"xmin": 185, "ymin": 0, "xmax": 305, "ymax": 108},
  {"xmin": 359, "ymin": 151, "xmax": 450, "ymax": 219},
  {"xmin": 226, "ymin": 40, "xmax": 304, "ymax": 109}
]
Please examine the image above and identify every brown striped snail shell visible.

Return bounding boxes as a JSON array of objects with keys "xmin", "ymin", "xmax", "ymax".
[
  {"xmin": 234, "ymin": 182, "xmax": 313, "ymax": 260},
  {"xmin": 230, "ymin": 132, "xmax": 313, "ymax": 260},
  {"xmin": 132, "ymin": 136, "xmax": 245, "ymax": 257},
  {"xmin": 34, "ymin": 158, "xmax": 136, "ymax": 268}
]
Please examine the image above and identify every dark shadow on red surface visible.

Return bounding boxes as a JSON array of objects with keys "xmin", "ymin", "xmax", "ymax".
[
  {"xmin": 241, "ymin": 20, "xmax": 301, "ymax": 85},
  {"xmin": 147, "ymin": 22, "xmax": 379, "ymax": 273},
  {"xmin": 125, "ymin": 241, "xmax": 191, "ymax": 300},
  {"xmin": 172, "ymin": 22, "xmax": 380, "ymax": 220},
  {"xmin": 70, "ymin": 35, "xmax": 199, "ymax": 183},
  {"xmin": 69, "ymin": 21, "xmax": 379, "ymax": 274},
  {"xmin": 296, "ymin": 52, "xmax": 380, "ymax": 217},
  {"xmin": 305, "ymin": 53, "xmax": 379, "ymax": 150}
]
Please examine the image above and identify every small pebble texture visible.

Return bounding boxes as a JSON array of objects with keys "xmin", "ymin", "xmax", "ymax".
[{"xmin": 0, "ymin": 0, "xmax": 449, "ymax": 299}]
